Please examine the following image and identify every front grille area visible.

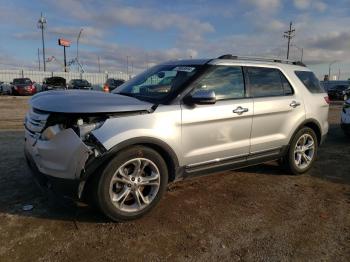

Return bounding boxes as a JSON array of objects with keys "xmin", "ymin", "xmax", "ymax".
[{"xmin": 24, "ymin": 107, "xmax": 50, "ymax": 138}]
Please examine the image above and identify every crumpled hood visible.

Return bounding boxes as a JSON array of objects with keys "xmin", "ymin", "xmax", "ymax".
[{"xmin": 30, "ymin": 90, "xmax": 153, "ymax": 113}]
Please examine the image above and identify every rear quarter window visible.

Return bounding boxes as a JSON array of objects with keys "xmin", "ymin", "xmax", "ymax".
[{"xmin": 295, "ymin": 71, "xmax": 324, "ymax": 93}]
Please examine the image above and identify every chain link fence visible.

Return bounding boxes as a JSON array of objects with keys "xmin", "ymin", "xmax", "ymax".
[{"xmin": 0, "ymin": 69, "xmax": 130, "ymax": 85}]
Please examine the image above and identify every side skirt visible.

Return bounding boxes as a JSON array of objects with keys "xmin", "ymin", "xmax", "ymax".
[{"xmin": 182, "ymin": 146, "xmax": 288, "ymax": 179}]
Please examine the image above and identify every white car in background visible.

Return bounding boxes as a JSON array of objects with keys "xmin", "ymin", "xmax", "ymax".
[{"xmin": 341, "ymin": 99, "xmax": 350, "ymax": 137}]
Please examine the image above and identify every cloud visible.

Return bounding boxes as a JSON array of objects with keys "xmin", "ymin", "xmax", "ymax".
[
  {"xmin": 306, "ymin": 31, "xmax": 350, "ymax": 51},
  {"xmin": 49, "ymin": 0, "xmax": 214, "ymax": 43},
  {"xmin": 245, "ymin": 0, "xmax": 281, "ymax": 12},
  {"xmin": 294, "ymin": 0, "xmax": 312, "ymax": 10},
  {"xmin": 314, "ymin": 1, "xmax": 327, "ymax": 12},
  {"xmin": 293, "ymin": 0, "xmax": 327, "ymax": 12}
]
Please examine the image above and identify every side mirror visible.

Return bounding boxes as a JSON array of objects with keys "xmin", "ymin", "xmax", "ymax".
[{"xmin": 184, "ymin": 89, "xmax": 216, "ymax": 105}]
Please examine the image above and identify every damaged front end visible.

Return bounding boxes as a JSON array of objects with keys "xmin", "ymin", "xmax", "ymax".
[{"xmin": 24, "ymin": 106, "xmax": 109, "ymax": 201}]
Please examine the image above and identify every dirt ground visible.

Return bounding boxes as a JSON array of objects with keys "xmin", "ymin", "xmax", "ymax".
[{"xmin": 0, "ymin": 96, "xmax": 349, "ymax": 261}]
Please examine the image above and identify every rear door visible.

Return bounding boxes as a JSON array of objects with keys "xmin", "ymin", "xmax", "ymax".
[
  {"xmin": 181, "ymin": 65, "xmax": 253, "ymax": 166},
  {"xmin": 246, "ymin": 66, "xmax": 305, "ymax": 153}
]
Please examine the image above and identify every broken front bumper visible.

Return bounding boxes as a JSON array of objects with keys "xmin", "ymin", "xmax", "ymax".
[{"xmin": 24, "ymin": 128, "xmax": 91, "ymax": 199}]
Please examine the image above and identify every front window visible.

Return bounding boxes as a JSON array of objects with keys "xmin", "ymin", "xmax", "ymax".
[
  {"xmin": 190, "ymin": 65, "xmax": 245, "ymax": 100},
  {"xmin": 113, "ymin": 64, "xmax": 200, "ymax": 102}
]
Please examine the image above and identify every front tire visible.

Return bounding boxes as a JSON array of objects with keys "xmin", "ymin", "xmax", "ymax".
[
  {"xmin": 285, "ymin": 127, "xmax": 318, "ymax": 175},
  {"xmin": 95, "ymin": 146, "xmax": 168, "ymax": 222}
]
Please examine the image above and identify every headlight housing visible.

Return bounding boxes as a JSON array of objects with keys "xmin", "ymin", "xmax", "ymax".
[
  {"xmin": 41, "ymin": 124, "xmax": 63, "ymax": 140},
  {"xmin": 41, "ymin": 118, "xmax": 105, "ymax": 141},
  {"xmin": 77, "ymin": 119, "xmax": 105, "ymax": 139}
]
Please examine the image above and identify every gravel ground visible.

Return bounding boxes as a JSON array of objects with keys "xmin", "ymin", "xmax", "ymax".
[{"xmin": 0, "ymin": 96, "xmax": 349, "ymax": 261}]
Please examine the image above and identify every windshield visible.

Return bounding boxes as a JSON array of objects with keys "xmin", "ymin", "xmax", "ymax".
[{"xmin": 113, "ymin": 64, "xmax": 200, "ymax": 102}]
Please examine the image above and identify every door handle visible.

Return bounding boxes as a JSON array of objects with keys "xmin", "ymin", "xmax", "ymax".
[
  {"xmin": 233, "ymin": 106, "xmax": 249, "ymax": 115},
  {"xmin": 290, "ymin": 101, "xmax": 301, "ymax": 108}
]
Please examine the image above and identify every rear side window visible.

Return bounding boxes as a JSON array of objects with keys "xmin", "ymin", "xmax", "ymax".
[
  {"xmin": 295, "ymin": 71, "xmax": 324, "ymax": 93},
  {"xmin": 247, "ymin": 67, "xmax": 285, "ymax": 97}
]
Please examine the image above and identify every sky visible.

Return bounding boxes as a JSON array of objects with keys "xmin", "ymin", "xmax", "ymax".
[{"xmin": 0, "ymin": 0, "xmax": 350, "ymax": 79}]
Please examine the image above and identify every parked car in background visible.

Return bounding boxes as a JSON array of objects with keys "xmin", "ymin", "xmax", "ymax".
[
  {"xmin": 24, "ymin": 55, "xmax": 329, "ymax": 221},
  {"xmin": 342, "ymin": 87, "xmax": 350, "ymax": 101},
  {"xmin": 0, "ymin": 82, "xmax": 12, "ymax": 95},
  {"xmin": 327, "ymin": 84, "xmax": 349, "ymax": 100},
  {"xmin": 11, "ymin": 78, "xmax": 36, "ymax": 96},
  {"xmin": 42, "ymin": 77, "xmax": 67, "ymax": 91},
  {"xmin": 321, "ymin": 80, "xmax": 350, "ymax": 92},
  {"xmin": 68, "ymin": 79, "xmax": 92, "ymax": 90},
  {"xmin": 103, "ymin": 78, "xmax": 125, "ymax": 92},
  {"xmin": 341, "ymin": 99, "xmax": 350, "ymax": 137}
]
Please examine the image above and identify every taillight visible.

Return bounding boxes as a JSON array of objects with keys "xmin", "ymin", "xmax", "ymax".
[
  {"xmin": 103, "ymin": 84, "xmax": 110, "ymax": 93},
  {"xmin": 324, "ymin": 96, "xmax": 330, "ymax": 104}
]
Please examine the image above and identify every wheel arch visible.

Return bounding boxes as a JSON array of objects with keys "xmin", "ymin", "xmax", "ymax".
[
  {"xmin": 86, "ymin": 137, "xmax": 179, "ymax": 183},
  {"xmin": 290, "ymin": 118, "xmax": 322, "ymax": 146}
]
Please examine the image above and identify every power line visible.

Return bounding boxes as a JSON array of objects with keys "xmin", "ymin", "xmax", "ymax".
[{"xmin": 283, "ymin": 21, "xmax": 295, "ymax": 60}]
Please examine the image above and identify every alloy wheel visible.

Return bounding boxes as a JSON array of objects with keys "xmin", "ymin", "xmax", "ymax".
[
  {"xmin": 294, "ymin": 134, "xmax": 315, "ymax": 170},
  {"xmin": 109, "ymin": 158, "xmax": 160, "ymax": 213}
]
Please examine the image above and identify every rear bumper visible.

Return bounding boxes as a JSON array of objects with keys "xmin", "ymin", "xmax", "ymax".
[{"xmin": 15, "ymin": 89, "xmax": 35, "ymax": 95}]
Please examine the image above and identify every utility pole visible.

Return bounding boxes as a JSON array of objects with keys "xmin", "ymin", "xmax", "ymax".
[
  {"xmin": 98, "ymin": 56, "xmax": 101, "ymax": 73},
  {"xmin": 76, "ymin": 28, "xmax": 83, "ymax": 71},
  {"xmin": 37, "ymin": 48, "xmax": 41, "ymax": 71},
  {"xmin": 283, "ymin": 21, "xmax": 295, "ymax": 60},
  {"xmin": 37, "ymin": 12, "xmax": 47, "ymax": 71},
  {"xmin": 63, "ymin": 46, "xmax": 67, "ymax": 72}
]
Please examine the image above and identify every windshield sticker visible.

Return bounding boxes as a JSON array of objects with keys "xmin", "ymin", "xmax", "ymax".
[{"xmin": 173, "ymin": 66, "xmax": 195, "ymax": 73}]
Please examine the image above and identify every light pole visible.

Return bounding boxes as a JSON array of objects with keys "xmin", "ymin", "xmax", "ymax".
[
  {"xmin": 126, "ymin": 56, "xmax": 130, "ymax": 76},
  {"xmin": 37, "ymin": 48, "xmax": 41, "ymax": 71},
  {"xmin": 291, "ymin": 44, "xmax": 304, "ymax": 62},
  {"xmin": 37, "ymin": 12, "xmax": 47, "ymax": 71},
  {"xmin": 76, "ymin": 28, "xmax": 83, "ymax": 68},
  {"xmin": 328, "ymin": 61, "xmax": 337, "ymax": 80}
]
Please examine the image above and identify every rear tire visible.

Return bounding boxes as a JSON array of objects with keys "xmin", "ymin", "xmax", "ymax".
[
  {"xmin": 285, "ymin": 127, "xmax": 318, "ymax": 175},
  {"xmin": 95, "ymin": 146, "xmax": 168, "ymax": 222}
]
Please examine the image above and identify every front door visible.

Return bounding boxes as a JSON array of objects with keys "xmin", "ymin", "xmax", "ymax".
[{"xmin": 181, "ymin": 65, "xmax": 253, "ymax": 167}]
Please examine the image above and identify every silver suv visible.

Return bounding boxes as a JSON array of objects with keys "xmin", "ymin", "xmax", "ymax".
[{"xmin": 24, "ymin": 55, "xmax": 329, "ymax": 221}]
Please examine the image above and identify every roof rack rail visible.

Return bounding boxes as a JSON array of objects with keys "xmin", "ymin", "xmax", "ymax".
[{"xmin": 217, "ymin": 54, "xmax": 306, "ymax": 67}]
